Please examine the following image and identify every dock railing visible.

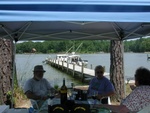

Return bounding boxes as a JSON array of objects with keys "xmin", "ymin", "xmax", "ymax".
[
  {"xmin": 45, "ymin": 59, "xmax": 134, "ymax": 84},
  {"xmin": 46, "ymin": 59, "xmax": 109, "ymax": 82}
]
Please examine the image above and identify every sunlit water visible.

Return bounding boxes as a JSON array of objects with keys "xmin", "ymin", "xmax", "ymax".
[{"xmin": 16, "ymin": 53, "xmax": 150, "ymax": 88}]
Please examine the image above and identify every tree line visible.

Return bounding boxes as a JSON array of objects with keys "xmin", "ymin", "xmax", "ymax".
[{"xmin": 16, "ymin": 38, "xmax": 150, "ymax": 53}]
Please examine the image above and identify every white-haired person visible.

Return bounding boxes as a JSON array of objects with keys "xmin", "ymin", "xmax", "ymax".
[{"xmin": 88, "ymin": 65, "xmax": 115, "ymax": 104}]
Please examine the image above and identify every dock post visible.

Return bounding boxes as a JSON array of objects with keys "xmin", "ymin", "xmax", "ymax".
[
  {"xmin": 54, "ymin": 60, "xmax": 56, "ymax": 67},
  {"xmin": 62, "ymin": 61, "xmax": 64, "ymax": 70},
  {"xmin": 73, "ymin": 64, "xmax": 75, "ymax": 77},
  {"xmin": 49, "ymin": 59, "xmax": 51, "ymax": 65},
  {"xmin": 90, "ymin": 64, "xmax": 92, "ymax": 69},
  {"xmin": 67, "ymin": 62, "xmax": 69, "ymax": 72},
  {"xmin": 52, "ymin": 59, "xmax": 54, "ymax": 66},
  {"xmin": 147, "ymin": 54, "xmax": 150, "ymax": 60},
  {"xmin": 81, "ymin": 63, "xmax": 84, "ymax": 82},
  {"xmin": 51, "ymin": 59, "xmax": 52, "ymax": 66},
  {"xmin": 58, "ymin": 60, "xmax": 59, "ymax": 68}
]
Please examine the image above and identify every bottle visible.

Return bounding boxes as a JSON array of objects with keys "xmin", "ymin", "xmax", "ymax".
[{"xmin": 60, "ymin": 78, "xmax": 67, "ymax": 104}]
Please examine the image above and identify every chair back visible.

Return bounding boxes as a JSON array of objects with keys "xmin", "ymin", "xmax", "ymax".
[
  {"xmin": 49, "ymin": 104, "xmax": 69, "ymax": 113},
  {"xmin": 70, "ymin": 104, "xmax": 91, "ymax": 113}
]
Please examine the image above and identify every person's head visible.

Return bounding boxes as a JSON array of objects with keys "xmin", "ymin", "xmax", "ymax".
[
  {"xmin": 33, "ymin": 65, "xmax": 46, "ymax": 80},
  {"xmin": 95, "ymin": 65, "xmax": 105, "ymax": 79},
  {"xmin": 134, "ymin": 67, "xmax": 150, "ymax": 86}
]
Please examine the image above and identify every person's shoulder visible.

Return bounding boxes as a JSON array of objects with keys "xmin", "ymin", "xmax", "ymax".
[
  {"xmin": 136, "ymin": 85, "xmax": 150, "ymax": 91},
  {"xmin": 42, "ymin": 78, "xmax": 47, "ymax": 80},
  {"xmin": 103, "ymin": 76, "xmax": 110, "ymax": 81},
  {"xmin": 41, "ymin": 78, "xmax": 49, "ymax": 82},
  {"xmin": 24, "ymin": 78, "xmax": 34, "ymax": 87},
  {"xmin": 102, "ymin": 77, "xmax": 113, "ymax": 85},
  {"xmin": 26, "ymin": 78, "xmax": 34, "ymax": 83},
  {"xmin": 131, "ymin": 86, "xmax": 150, "ymax": 96},
  {"xmin": 91, "ymin": 77, "xmax": 97, "ymax": 81}
]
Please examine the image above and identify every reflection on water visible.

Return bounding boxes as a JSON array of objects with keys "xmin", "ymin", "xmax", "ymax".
[{"xmin": 16, "ymin": 53, "xmax": 150, "ymax": 87}]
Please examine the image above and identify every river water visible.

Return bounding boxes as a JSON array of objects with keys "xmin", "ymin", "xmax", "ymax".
[{"xmin": 16, "ymin": 53, "xmax": 150, "ymax": 88}]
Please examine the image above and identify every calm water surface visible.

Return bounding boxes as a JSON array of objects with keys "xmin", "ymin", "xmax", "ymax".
[{"xmin": 16, "ymin": 53, "xmax": 150, "ymax": 87}]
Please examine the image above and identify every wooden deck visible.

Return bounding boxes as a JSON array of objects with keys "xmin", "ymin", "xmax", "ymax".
[
  {"xmin": 45, "ymin": 59, "xmax": 135, "ymax": 84},
  {"xmin": 46, "ymin": 59, "xmax": 109, "ymax": 82}
]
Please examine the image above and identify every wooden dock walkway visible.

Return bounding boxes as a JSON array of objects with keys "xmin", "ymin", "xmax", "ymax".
[
  {"xmin": 45, "ymin": 59, "xmax": 135, "ymax": 84},
  {"xmin": 46, "ymin": 59, "xmax": 109, "ymax": 82}
]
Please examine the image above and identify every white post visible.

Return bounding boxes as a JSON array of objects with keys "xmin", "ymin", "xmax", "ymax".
[
  {"xmin": 62, "ymin": 61, "xmax": 64, "ymax": 70},
  {"xmin": 73, "ymin": 64, "xmax": 75, "ymax": 77},
  {"xmin": 67, "ymin": 62, "xmax": 69, "ymax": 72},
  {"xmin": 81, "ymin": 63, "xmax": 84, "ymax": 82},
  {"xmin": 90, "ymin": 64, "xmax": 92, "ymax": 69}
]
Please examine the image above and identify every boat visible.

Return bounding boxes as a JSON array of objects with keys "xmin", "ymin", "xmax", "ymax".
[
  {"xmin": 45, "ymin": 43, "xmax": 88, "ymax": 66},
  {"xmin": 67, "ymin": 52, "xmax": 88, "ymax": 67},
  {"xmin": 55, "ymin": 52, "xmax": 88, "ymax": 67},
  {"xmin": 44, "ymin": 53, "xmax": 88, "ymax": 67},
  {"xmin": 56, "ymin": 54, "xmax": 68, "ymax": 62}
]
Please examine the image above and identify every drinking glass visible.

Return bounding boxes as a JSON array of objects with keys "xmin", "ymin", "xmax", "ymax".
[
  {"xmin": 92, "ymin": 91, "xmax": 98, "ymax": 100},
  {"xmin": 68, "ymin": 83, "xmax": 77, "ymax": 100},
  {"xmin": 49, "ymin": 91, "xmax": 55, "ymax": 100},
  {"xmin": 48, "ymin": 90, "xmax": 55, "ymax": 106},
  {"xmin": 91, "ymin": 91, "xmax": 98, "ymax": 106}
]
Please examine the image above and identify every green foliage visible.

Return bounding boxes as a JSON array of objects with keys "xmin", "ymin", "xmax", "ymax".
[
  {"xmin": 124, "ymin": 38, "xmax": 150, "ymax": 52},
  {"xmin": 54, "ymin": 84, "xmax": 59, "ymax": 90},
  {"xmin": 6, "ymin": 91, "xmax": 12, "ymax": 100},
  {"xmin": 16, "ymin": 38, "xmax": 150, "ymax": 53},
  {"xmin": 10, "ymin": 73, "xmax": 27, "ymax": 107}
]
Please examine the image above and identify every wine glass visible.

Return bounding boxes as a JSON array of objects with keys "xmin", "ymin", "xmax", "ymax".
[
  {"xmin": 48, "ymin": 90, "xmax": 55, "ymax": 106},
  {"xmin": 71, "ymin": 82, "xmax": 74, "ymax": 89},
  {"xmin": 49, "ymin": 90, "xmax": 55, "ymax": 100},
  {"xmin": 68, "ymin": 83, "xmax": 76, "ymax": 100},
  {"xmin": 91, "ymin": 91, "xmax": 98, "ymax": 106},
  {"xmin": 92, "ymin": 91, "xmax": 98, "ymax": 100}
]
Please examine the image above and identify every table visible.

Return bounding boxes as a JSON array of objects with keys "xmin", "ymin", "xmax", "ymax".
[
  {"xmin": 4, "ymin": 98, "xmax": 90, "ymax": 113},
  {"xmin": 0, "ymin": 105, "xmax": 9, "ymax": 113},
  {"xmin": 4, "ymin": 98, "xmax": 109, "ymax": 113},
  {"xmin": 6, "ymin": 108, "xmax": 28, "ymax": 113}
]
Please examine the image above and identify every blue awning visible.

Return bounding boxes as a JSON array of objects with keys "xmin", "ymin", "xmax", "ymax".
[
  {"xmin": 0, "ymin": 0, "xmax": 150, "ymax": 22},
  {"xmin": 0, "ymin": 0, "xmax": 150, "ymax": 41}
]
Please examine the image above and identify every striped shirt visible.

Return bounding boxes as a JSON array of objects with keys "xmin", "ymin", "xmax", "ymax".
[{"xmin": 121, "ymin": 85, "xmax": 150, "ymax": 112}]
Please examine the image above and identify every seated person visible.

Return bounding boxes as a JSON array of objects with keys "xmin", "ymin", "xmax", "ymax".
[
  {"xmin": 88, "ymin": 65, "xmax": 115, "ymax": 104},
  {"xmin": 97, "ymin": 67, "xmax": 150, "ymax": 113},
  {"xmin": 24, "ymin": 65, "xmax": 56, "ymax": 110}
]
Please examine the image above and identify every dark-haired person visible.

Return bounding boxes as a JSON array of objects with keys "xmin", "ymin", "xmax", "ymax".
[
  {"xmin": 97, "ymin": 67, "xmax": 150, "ymax": 113},
  {"xmin": 88, "ymin": 65, "xmax": 115, "ymax": 104}
]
